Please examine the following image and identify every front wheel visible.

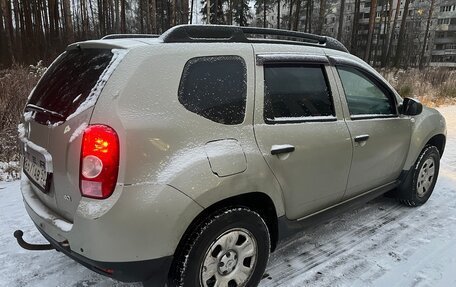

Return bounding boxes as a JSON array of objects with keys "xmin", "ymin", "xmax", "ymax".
[
  {"xmin": 169, "ymin": 207, "xmax": 270, "ymax": 287},
  {"xmin": 398, "ymin": 146, "xmax": 440, "ymax": 207}
]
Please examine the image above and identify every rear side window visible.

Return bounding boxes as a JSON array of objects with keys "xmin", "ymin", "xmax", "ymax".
[
  {"xmin": 27, "ymin": 49, "xmax": 114, "ymax": 123},
  {"xmin": 264, "ymin": 64, "xmax": 334, "ymax": 122},
  {"xmin": 178, "ymin": 56, "xmax": 247, "ymax": 125}
]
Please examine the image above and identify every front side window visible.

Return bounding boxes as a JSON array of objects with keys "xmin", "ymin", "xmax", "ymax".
[
  {"xmin": 263, "ymin": 64, "xmax": 334, "ymax": 123},
  {"xmin": 337, "ymin": 66, "xmax": 396, "ymax": 116},
  {"xmin": 178, "ymin": 56, "xmax": 247, "ymax": 125}
]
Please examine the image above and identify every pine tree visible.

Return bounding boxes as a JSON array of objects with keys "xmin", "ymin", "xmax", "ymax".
[
  {"xmin": 255, "ymin": 0, "xmax": 273, "ymax": 28},
  {"xmin": 233, "ymin": 0, "xmax": 251, "ymax": 26},
  {"xmin": 200, "ymin": 0, "xmax": 225, "ymax": 24}
]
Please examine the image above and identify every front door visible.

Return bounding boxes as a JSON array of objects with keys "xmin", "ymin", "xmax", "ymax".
[
  {"xmin": 333, "ymin": 65, "xmax": 412, "ymax": 199},
  {"xmin": 253, "ymin": 55, "xmax": 353, "ymax": 220}
]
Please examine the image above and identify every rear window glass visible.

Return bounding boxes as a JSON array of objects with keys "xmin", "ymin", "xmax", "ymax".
[
  {"xmin": 27, "ymin": 49, "xmax": 114, "ymax": 122},
  {"xmin": 264, "ymin": 64, "xmax": 334, "ymax": 122},
  {"xmin": 178, "ymin": 56, "xmax": 247, "ymax": 125}
]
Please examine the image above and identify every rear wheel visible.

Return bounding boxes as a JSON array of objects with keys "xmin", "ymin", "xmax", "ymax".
[
  {"xmin": 398, "ymin": 146, "xmax": 440, "ymax": 207},
  {"xmin": 169, "ymin": 207, "xmax": 270, "ymax": 287}
]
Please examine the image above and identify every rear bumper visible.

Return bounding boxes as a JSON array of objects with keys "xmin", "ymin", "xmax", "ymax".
[
  {"xmin": 20, "ymin": 177, "xmax": 204, "ymax": 284},
  {"xmin": 37, "ymin": 224, "xmax": 173, "ymax": 284}
]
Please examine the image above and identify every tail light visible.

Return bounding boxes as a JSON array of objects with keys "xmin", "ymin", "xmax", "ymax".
[{"xmin": 80, "ymin": 125, "xmax": 119, "ymax": 199}]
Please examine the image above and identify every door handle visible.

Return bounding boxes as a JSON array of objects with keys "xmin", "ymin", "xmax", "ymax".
[
  {"xmin": 271, "ymin": 144, "xmax": 295, "ymax": 155},
  {"xmin": 354, "ymin": 134, "xmax": 370, "ymax": 143}
]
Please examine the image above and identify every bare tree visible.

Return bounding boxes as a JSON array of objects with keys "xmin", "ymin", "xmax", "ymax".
[
  {"xmin": 386, "ymin": 0, "xmax": 401, "ymax": 66},
  {"xmin": 394, "ymin": 0, "xmax": 411, "ymax": 67},
  {"xmin": 288, "ymin": 0, "xmax": 293, "ymax": 30},
  {"xmin": 337, "ymin": 0, "xmax": 345, "ymax": 40},
  {"xmin": 317, "ymin": 0, "xmax": 326, "ymax": 34},
  {"xmin": 277, "ymin": 0, "xmax": 281, "ymax": 28},
  {"xmin": 365, "ymin": 0, "xmax": 377, "ymax": 62},
  {"xmin": 1, "ymin": 0, "xmax": 15, "ymax": 64},
  {"xmin": 350, "ymin": 0, "xmax": 360, "ymax": 53},
  {"xmin": 120, "ymin": 0, "xmax": 126, "ymax": 33},
  {"xmin": 381, "ymin": 0, "xmax": 393, "ymax": 67},
  {"xmin": 63, "ymin": 0, "xmax": 74, "ymax": 42},
  {"xmin": 264, "ymin": 0, "xmax": 267, "ymax": 28},
  {"xmin": 419, "ymin": 0, "xmax": 436, "ymax": 69},
  {"xmin": 293, "ymin": 0, "xmax": 302, "ymax": 31}
]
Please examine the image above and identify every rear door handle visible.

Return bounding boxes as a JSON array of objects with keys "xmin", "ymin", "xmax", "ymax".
[
  {"xmin": 354, "ymin": 134, "xmax": 370, "ymax": 143},
  {"xmin": 271, "ymin": 144, "xmax": 295, "ymax": 155}
]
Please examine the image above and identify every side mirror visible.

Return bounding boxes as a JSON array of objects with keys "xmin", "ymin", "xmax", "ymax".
[{"xmin": 400, "ymin": 97, "xmax": 423, "ymax": 116}]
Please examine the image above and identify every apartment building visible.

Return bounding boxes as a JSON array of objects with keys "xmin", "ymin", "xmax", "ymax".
[
  {"xmin": 432, "ymin": 1, "xmax": 456, "ymax": 66},
  {"xmin": 254, "ymin": 0, "xmax": 456, "ymax": 67}
]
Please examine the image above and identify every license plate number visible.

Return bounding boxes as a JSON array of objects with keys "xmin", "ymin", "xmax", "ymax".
[{"xmin": 23, "ymin": 154, "xmax": 50, "ymax": 192}]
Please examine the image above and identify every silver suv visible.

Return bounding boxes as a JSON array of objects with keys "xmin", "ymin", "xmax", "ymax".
[{"xmin": 16, "ymin": 25, "xmax": 446, "ymax": 287}]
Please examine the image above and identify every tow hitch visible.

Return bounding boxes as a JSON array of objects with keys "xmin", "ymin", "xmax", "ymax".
[{"xmin": 13, "ymin": 230, "xmax": 63, "ymax": 251}]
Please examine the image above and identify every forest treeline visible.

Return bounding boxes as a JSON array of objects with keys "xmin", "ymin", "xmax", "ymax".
[{"xmin": 0, "ymin": 0, "xmax": 438, "ymax": 68}]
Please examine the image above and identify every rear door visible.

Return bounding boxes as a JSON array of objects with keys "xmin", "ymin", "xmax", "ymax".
[
  {"xmin": 21, "ymin": 48, "xmax": 122, "ymax": 221},
  {"xmin": 331, "ymin": 62, "xmax": 411, "ymax": 199},
  {"xmin": 253, "ymin": 50, "xmax": 353, "ymax": 220}
]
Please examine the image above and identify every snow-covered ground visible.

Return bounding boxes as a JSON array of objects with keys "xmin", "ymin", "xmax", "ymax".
[{"xmin": 1, "ymin": 106, "xmax": 455, "ymax": 287}]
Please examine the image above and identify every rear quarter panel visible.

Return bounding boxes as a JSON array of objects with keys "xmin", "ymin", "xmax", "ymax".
[{"xmin": 90, "ymin": 43, "xmax": 286, "ymax": 217}]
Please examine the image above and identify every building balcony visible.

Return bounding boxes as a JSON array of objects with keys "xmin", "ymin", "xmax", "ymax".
[
  {"xmin": 431, "ymin": 49, "xmax": 456, "ymax": 56},
  {"xmin": 430, "ymin": 62, "xmax": 456, "ymax": 68},
  {"xmin": 434, "ymin": 36, "xmax": 456, "ymax": 44}
]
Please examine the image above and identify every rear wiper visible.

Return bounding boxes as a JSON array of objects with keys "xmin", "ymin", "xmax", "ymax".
[{"xmin": 25, "ymin": 104, "xmax": 66, "ymax": 120}]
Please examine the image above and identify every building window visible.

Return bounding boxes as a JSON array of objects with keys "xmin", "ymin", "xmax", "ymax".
[
  {"xmin": 437, "ymin": 18, "xmax": 450, "ymax": 25},
  {"xmin": 440, "ymin": 5, "xmax": 453, "ymax": 12}
]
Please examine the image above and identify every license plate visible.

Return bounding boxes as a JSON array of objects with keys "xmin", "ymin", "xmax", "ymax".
[{"xmin": 23, "ymin": 151, "xmax": 52, "ymax": 193}]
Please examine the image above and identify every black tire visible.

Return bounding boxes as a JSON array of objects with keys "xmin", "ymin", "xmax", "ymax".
[
  {"xmin": 398, "ymin": 146, "xmax": 440, "ymax": 207},
  {"xmin": 168, "ymin": 207, "xmax": 270, "ymax": 287}
]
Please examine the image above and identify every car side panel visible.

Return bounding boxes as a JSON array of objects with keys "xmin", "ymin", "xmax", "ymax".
[
  {"xmin": 90, "ymin": 43, "xmax": 286, "ymax": 217},
  {"xmin": 402, "ymin": 106, "xmax": 447, "ymax": 170},
  {"xmin": 251, "ymin": 44, "xmax": 353, "ymax": 220},
  {"xmin": 328, "ymin": 63, "xmax": 412, "ymax": 198},
  {"xmin": 324, "ymin": 49, "xmax": 447, "ymax": 173},
  {"xmin": 342, "ymin": 117, "xmax": 412, "ymax": 198}
]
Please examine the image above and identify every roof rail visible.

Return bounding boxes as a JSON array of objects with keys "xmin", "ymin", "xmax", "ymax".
[
  {"xmin": 102, "ymin": 34, "xmax": 160, "ymax": 40},
  {"xmin": 159, "ymin": 25, "xmax": 349, "ymax": 53}
]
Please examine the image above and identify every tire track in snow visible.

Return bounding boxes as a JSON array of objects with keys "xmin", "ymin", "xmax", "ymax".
[
  {"xmin": 260, "ymin": 175, "xmax": 456, "ymax": 287},
  {"xmin": 261, "ymin": 202, "xmax": 412, "ymax": 286}
]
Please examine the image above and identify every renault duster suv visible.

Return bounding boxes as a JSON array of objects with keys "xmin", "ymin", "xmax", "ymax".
[{"xmin": 16, "ymin": 25, "xmax": 446, "ymax": 287}]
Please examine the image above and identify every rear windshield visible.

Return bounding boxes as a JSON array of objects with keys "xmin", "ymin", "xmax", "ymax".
[{"xmin": 27, "ymin": 49, "xmax": 114, "ymax": 123}]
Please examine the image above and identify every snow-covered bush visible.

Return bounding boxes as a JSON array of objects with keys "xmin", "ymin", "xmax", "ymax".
[
  {"xmin": 379, "ymin": 67, "xmax": 456, "ymax": 107},
  {"xmin": 0, "ymin": 64, "xmax": 42, "ymax": 176}
]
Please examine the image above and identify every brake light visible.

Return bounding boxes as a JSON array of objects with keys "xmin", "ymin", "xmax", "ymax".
[{"xmin": 80, "ymin": 125, "xmax": 119, "ymax": 199}]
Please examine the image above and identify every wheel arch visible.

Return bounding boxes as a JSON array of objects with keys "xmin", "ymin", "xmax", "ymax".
[
  {"xmin": 426, "ymin": 134, "xmax": 446, "ymax": 158},
  {"xmin": 174, "ymin": 192, "xmax": 279, "ymax": 258}
]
